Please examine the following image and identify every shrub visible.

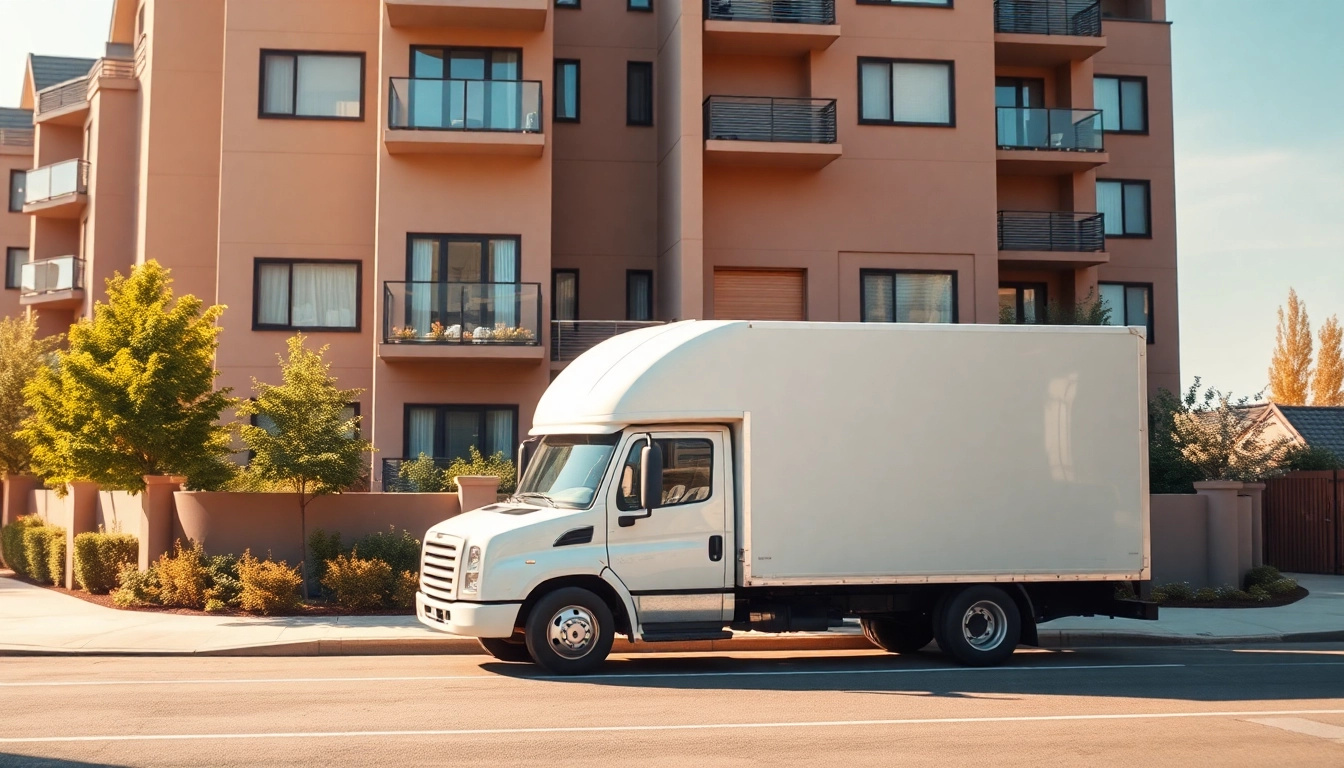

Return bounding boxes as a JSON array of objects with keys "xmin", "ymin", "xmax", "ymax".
[
  {"xmin": 2, "ymin": 515, "xmax": 45, "ymax": 575},
  {"xmin": 308, "ymin": 529, "xmax": 345, "ymax": 587},
  {"xmin": 204, "ymin": 554, "xmax": 242, "ymax": 607},
  {"xmin": 391, "ymin": 570, "xmax": 418, "ymax": 610},
  {"xmin": 113, "ymin": 562, "xmax": 159, "ymax": 607},
  {"xmin": 204, "ymin": 599, "xmax": 228, "ymax": 613},
  {"xmin": 1266, "ymin": 577, "xmax": 1299, "ymax": 596},
  {"xmin": 1281, "ymin": 444, "xmax": 1342, "ymax": 471},
  {"xmin": 22, "ymin": 524, "xmax": 64, "ymax": 585},
  {"xmin": 397, "ymin": 453, "xmax": 449, "ymax": 493},
  {"xmin": 1150, "ymin": 582, "xmax": 1193, "ymax": 604},
  {"xmin": 1216, "ymin": 585, "xmax": 1252, "ymax": 601},
  {"xmin": 73, "ymin": 531, "xmax": 139, "ymax": 594},
  {"xmin": 1193, "ymin": 587, "xmax": 1219, "ymax": 602},
  {"xmin": 446, "ymin": 446, "xmax": 516, "ymax": 494},
  {"xmin": 1248, "ymin": 585, "xmax": 1272, "ymax": 602},
  {"xmin": 155, "ymin": 541, "xmax": 209, "ymax": 609},
  {"xmin": 1244, "ymin": 565, "xmax": 1283, "ymax": 591},
  {"xmin": 353, "ymin": 527, "xmax": 420, "ymax": 576},
  {"xmin": 44, "ymin": 527, "xmax": 66, "ymax": 587},
  {"xmin": 321, "ymin": 554, "xmax": 392, "ymax": 611},
  {"xmin": 237, "ymin": 551, "xmax": 302, "ymax": 615}
]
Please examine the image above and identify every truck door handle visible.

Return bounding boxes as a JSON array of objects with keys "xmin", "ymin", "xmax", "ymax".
[{"xmin": 709, "ymin": 535, "xmax": 723, "ymax": 562}]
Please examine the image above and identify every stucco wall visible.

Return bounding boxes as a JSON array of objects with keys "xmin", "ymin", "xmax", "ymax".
[{"xmin": 1149, "ymin": 493, "xmax": 1208, "ymax": 587}]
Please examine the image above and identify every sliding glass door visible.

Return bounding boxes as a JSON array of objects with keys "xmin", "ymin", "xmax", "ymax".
[
  {"xmin": 409, "ymin": 47, "xmax": 522, "ymax": 130},
  {"xmin": 406, "ymin": 235, "xmax": 521, "ymax": 335}
]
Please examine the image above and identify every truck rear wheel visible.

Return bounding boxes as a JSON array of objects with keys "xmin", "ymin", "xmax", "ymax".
[
  {"xmin": 861, "ymin": 617, "xmax": 934, "ymax": 654},
  {"xmin": 524, "ymin": 587, "xmax": 615, "ymax": 675},
  {"xmin": 478, "ymin": 637, "xmax": 533, "ymax": 663},
  {"xmin": 933, "ymin": 585, "xmax": 1020, "ymax": 667}
]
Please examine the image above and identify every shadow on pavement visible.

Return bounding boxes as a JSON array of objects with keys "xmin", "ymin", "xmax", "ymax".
[{"xmin": 0, "ymin": 754, "xmax": 131, "ymax": 768}]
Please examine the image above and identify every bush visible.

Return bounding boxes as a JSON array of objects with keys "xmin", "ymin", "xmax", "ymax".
[
  {"xmin": 353, "ymin": 527, "xmax": 420, "ymax": 577},
  {"xmin": 1248, "ymin": 585, "xmax": 1272, "ymax": 602},
  {"xmin": 113, "ymin": 562, "xmax": 159, "ymax": 608},
  {"xmin": 1149, "ymin": 582, "xmax": 1194, "ymax": 604},
  {"xmin": 1244, "ymin": 565, "xmax": 1283, "ymax": 591},
  {"xmin": 308, "ymin": 529, "xmax": 344, "ymax": 587},
  {"xmin": 73, "ymin": 531, "xmax": 139, "ymax": 594},
  {"xmin": 237, "ymin": 550, "xmax": 302, "ymax": 615},
  {"xmin": 391, "ymin": 570, "xmax": 418, "ymax": 610},
  {"xmin": 204, "ymin": 554, "xmax": 242, "ymax": 607},
  {"xmin": 397, "ymin": 447, "xmax": 516, "ymax": 494},
  {"xmin": 1216, "ymin": 585, "xmax": 1252, "ymax": 601},
  {"xmin": 321, "ymin": 554, "xmax": 392, "ymax": 611},
  {"xmin": 397, "ymin": 454, "xmax": 450, "ymax": 493},
  {"xmin": 1266, "ymin": 577, "xmax": 1299, "ymax": 596},
  {"xmin": 204, "ymin": 599, "xmax": 228, "ymax": 613},
  {"xmin": 155, "ymin": 541, "xmax": 209, "ymax": 609},
  {"xmin": 2, "ymin": 515, "xmax": 44, "ymax": 575},
  {"xmin": 1193, "ymin": 587, "xmax": 1219, "ymax": 602},
  {"xmin": 1281, "ymin": 444, "xmax": 1342, "ymax": 471},
  {"xmin": 23, "ymin": 524, "xmax": 65, "ymax": 585}
]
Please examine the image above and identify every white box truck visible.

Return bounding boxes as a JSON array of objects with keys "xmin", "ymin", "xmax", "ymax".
[{"xmin": 415, "ymin": 321, "xmax": 1156, "ymax": 674}]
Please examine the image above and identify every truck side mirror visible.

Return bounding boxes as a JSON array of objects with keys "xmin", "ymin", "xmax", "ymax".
[
  {"xmin": 517, "ymin": 437, "xmax": 539, "ymax": 490},
  {"xmin": 639, "ymin": 441, "xmax": 664, "ymax": 511}
]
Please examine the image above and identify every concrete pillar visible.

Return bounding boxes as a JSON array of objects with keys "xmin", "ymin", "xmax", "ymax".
[
  {"xmin": 1195, "ymin": 481, "xmax": 1245, "ymax": 589},
  {"xmin": 1241, "ymin": 483, "xmax": 1266, "ymax": 568},
  {"xmin": 455, "ymin": 476, "xmax": 500, "ymax": 514},
  {"xmin": 2, "ymin": 474, "xmax": 38, "ymax": 529},
  {"xmin": 65, "ymin": 481, "xmax": 100, "ymax": 589},
  {"xmin": 1235, "ymin": 495, "xmax": 1253, "ymax": 582},
  {"xmin": 139, "ymin": 475, "xmax": 184, "ymax": 570}
]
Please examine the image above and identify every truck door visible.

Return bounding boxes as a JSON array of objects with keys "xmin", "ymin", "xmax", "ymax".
[{"xmin": 606, "ymin": 430, "xmax": 729, "ymax": 626}]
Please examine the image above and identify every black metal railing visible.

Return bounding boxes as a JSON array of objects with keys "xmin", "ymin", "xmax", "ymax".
[
  {"xmin": 381, "ymin": 458, "xmax": 513, "ymax": 494},
  {"xmin": 383, "ymin": 281, "xmax": 542, "ymax": 346},
  {"xmin": 705, "ymin": 0, "xmax": 836, "ymax": 25},
  {"xmin": 998, "ymin": 211, "xmax": 1105, "ymax": 252},
  {"xmin": 996, "ymin": 107, "xmax": 1103, "ymax": 152},
  {"xmin": 388, "ymin": 77, "xmax": 543, "ymax": 133},
  {"xmin": 994, "ymin": 0, "xmax": 1102, "ymax": 36},
  {"xmin": 704, "ymin": 96, "xmax": 837, "ymax": 144},
  {"xmin": 551, "ymin": 320, "xmax": 665, "ymax": 363}
]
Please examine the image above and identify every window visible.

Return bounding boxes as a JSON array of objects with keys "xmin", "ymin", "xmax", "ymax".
[
  {"xmin": 627, "ymin": 270, "xmax": 653, "ymax": 321},
  {"xmin": 554, "ymin": 59, "xmax": 580, "ymax": 122},
  {"xmin": 1097, "ymin": 179, "xmax": 1151, "ymax": 237},
  {"xmin": 629, "ymin": 0, "xmax": 652, "ymax": 9},
  {"xmin": 627, "ymin": 62, "xmax": 653, "ymax": 126},
  {"xmin": 5, "ymin": 248, "xmax": 27, "ymax": 290},
  {"xmin": 859, "ymin": 58, "xmax": 954, "ymax": 126},
  {"xmin": 8, "ymin": 170, "xmax": 24, "ymax": 213},
  {"xmin": 553, "ymin": 269, "xmax": 578, "ymax": 321},
  {"xmin": 1094, "ymin": 75, "xmax": 1147, "ymax": 134},
  {"xmin": 998, "ymin": 283, "xmax": 1046, "ymax": 325},
  {"xmin": 858, "ymin": 0, "xmax": 952, "ymax": 6},
  {"xmin": 556, "ymin": 0, "xmax": 579, "ymax": 6},
  {"xmin": 254, "ymin": 403, "xmax": 360, "ymax": 441},
  {"xmin": 260, "ymin": 51, "xmax": 364, "ymax": 120},
  {"xmin": 254, "ymin": 259, "xmax": 360, "ymax": 331},
  {"xmin": 404, "ymin": 405, "xmax": 517, "ymax": 463},
  {"xmin": 1100, "ymin": 282, "xmax": 1154, "ymax": 343},
  {"xmin": 616, "ymin": 438, "xmax": 713, "ymax": 511},
  {"xmin": 860, "ymin": 270, "xmax": 956, "ymax": 323},
  {"xmin": 406, "ymin": 47, "xmax": 525, "ymax": 131}
]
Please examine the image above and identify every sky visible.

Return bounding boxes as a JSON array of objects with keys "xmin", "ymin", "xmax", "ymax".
[{"xmin": 1, "ymin": 0, "xmax": 1341, "ymax": 399}]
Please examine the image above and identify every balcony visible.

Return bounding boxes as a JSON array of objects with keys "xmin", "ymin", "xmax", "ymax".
[
  {"xmin": 703, "ymin": 0, "xmax": 839, "ymax": 56},
  {"xmin": 993, "ymin": 0, "xmax": 1105, "ymax": 66},
  {"xmin": 996, "ymin": 108, "xmax": 1107, "ymax": 174},
  {"xmin": 384, "ymin": 78, "xmax": 544, "ymax": 157},
  {"xmin": 35, "ymin": 58, "xmax": 136, "ymax": 125},
  {"xmin": 380, "ymin": 281, "xmax": 544, "ymax": 362},
  {"xmin": 552, "ymin": 320, "xmax": 665, "ymax": 364},
  {"xmin": 998, "ymin": 211, "xmax": 1108, "ymax": 268},
  {"xmin": 384, "ymin": 0, "xmax": 548, "ymax": 30},
  {"xmin": 19, "ymin": 256, "xmax": 85, "ymax": 309},
  {"xmin": 22, "ymin": 159, "xmax": 89, "ymax": 217},
  {"xmin": 704, "ymin": 97, "xmax": 841, "ymax": 169}
]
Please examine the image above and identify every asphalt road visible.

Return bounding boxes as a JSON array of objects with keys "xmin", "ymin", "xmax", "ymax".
[{"xmin": 2, "ymin": 645, "xmax": 1344, "ymax": 767}]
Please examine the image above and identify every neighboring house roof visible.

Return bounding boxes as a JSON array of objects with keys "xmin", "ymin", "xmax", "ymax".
[
  {"xmin": 1274, "ymin": 406, "xmax": 1344, "ymax": 459},
  {"xmin": 28, "ymin": 55, "xmax": 97, "ymax": 91},
  {"xmin": 0, "ymin": 107, "xmax": 34, "ymax": 129}
]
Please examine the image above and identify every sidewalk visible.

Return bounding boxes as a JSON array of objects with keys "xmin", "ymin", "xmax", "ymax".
[{"xmin": 2, "ymin": 570, "xmax": 1342, "ymax": 657}]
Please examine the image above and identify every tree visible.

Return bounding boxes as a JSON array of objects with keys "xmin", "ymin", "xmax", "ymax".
[
  {"xmin": 1268, "ymin": 288, "xmax": 1313, "ymax": 405},
  {"xmin": 1044, "ymin": 289, "xmax": 1113, "ymax": 326},
  {"xmin": 0, "ymin": 316, "xmax": 61, "ymax": 476},
  {"xmin": 1311, "ymin": 315, "xmax": 1344, "ymax": 406},
  {"xmin": 1170, "ymin": 379, "xmax": 1290, "ymax": 484},
  {"xmin": 237, "ymin": 335, "xmax": 372, "ymax": 598},
  {"xmin": 19, "ymin": 261, "xmax": 236, "ymax": 492}
]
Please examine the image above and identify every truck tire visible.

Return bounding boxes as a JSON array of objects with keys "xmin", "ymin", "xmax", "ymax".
[
  {"xmin": 523, "ymin": 587, "xmax": 615, "ymax": 675},
  {"xmin": 861, "ymin": 617, "xmax": 934, "ymax": 654},
  {"xmin": 933, "ymin": 585, "xmax": 1020, "ymax": 667},
  {"xmin": 478, "ymin": 637, "xmax": 533, "ymax": 663}
]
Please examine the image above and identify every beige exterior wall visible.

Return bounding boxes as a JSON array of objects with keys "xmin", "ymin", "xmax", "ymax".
[{"xmin": 0, "ymin": 144, "xmax": 31, "ymax": 321}]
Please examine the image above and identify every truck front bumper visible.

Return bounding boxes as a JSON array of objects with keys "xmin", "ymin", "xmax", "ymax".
[{"xmin": 415, "ymin": 591, "xmax": 521, "ymax": 638}]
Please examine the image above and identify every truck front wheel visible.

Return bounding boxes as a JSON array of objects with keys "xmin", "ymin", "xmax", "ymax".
[
  {"xmin": 478, "ymin": 637, "xmax": 533, "ymax": 663},
  {"xmin": 861, "ymin": 617, "xmax": 934, "ymax": 654},
  {"xmin": 523, "ymin": 587, "xmax": 615, "ymax": 675},
  {"xmin": 933, "ymin": 586, "xmax": 1021, "ymax": 667}
]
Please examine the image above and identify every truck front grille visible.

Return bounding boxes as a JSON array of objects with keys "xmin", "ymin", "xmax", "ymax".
[{"xmin": 420, "ymin": 535, "xmax": 461, "ymax": 602}]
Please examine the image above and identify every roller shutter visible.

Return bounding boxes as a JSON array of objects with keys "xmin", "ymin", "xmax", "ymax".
[{"xmin": 713, "ymin": 269, "xmax": 806, "ymax": 321}]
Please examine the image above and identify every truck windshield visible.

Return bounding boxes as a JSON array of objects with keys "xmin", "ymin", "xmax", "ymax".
[{"xmin": 516, "ymin": 434, "xmax": 620, "ymax": 509}]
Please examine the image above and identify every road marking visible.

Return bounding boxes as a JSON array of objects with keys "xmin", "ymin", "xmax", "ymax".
[
  {"xmin": 6, "ymin": 708, "xmax": 1344, "ymax": 744},
  {"xmin": 0, "ymin": 663, "xmax": 1185, "ymax": 688},
  {"xmin": 1245, "ymin": 717, "xmax": 1344, "ymax": 745}
]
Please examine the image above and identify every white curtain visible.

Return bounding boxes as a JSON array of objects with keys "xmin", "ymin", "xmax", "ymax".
[
  {"xmin": 296, "ymin": 55, "xmax": 361, "ymax": 118},
  {"xmin": 860, "ymin": 61, "xmax": 891, "ymax": 121},
  {"xmin": 486, "ymin": 410, "xmax": 514, "ymax": 459},
  {"xmin": 409, "ymin": 239, "xmax": 435, "ymax": 335},
  {"xmin": 291, "ymin": 263, "xmax": 357, "ymax": 328},
  {"xmin": 862, "ymin": 274, "xmax": 894, "ymax": 322},
  {"xmin": 257, "ymin": 263, "xmax": 291, "ymax": 325},
  {"xmin": 263, "ymin": 55, "xmax": 295, "ymax": 115},
  {"xmin": 407, "ymin": 408, "xmax": 436, "ymax": 459},
  {"xmin": 492, "ymin": 239, "xmax": 518, "ymax": 330},
  {"xmin": 896, "ymin": 273, "xmax": 953, "ymax": 323},
  {"xmin": 1097, "ymin": 181, "xmax": 1124, "ymax": 236},
  {"xmin": 554, "ymin": 272, "xmax": 577, "ymax": 321},
  {"xmin": 892, "ymin": 62, "xmax": 951, "ymax": 124}
]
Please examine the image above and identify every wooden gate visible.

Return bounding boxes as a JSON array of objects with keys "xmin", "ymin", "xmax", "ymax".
[{"xmin": 1262, "ymin": 470, "xmax": 1342, "ymax": 575}]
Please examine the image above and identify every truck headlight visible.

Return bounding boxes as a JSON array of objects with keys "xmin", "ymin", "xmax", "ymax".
[
  {"xmin": 461, "ymin": 546, "xmax": 482, "ymax": 594},
  {"xmin": 462, "ymin": 572, "xmax": 480, "ymax": 594}
]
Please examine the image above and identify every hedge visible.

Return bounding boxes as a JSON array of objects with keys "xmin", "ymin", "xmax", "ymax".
[{"xmin": 73, "ymin": 531, "xmax": 139, "ymax": 594}]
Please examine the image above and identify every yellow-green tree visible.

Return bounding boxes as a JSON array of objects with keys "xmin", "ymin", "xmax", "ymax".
[
  {"xmin": 19, "ymin": 261, "xmax": 236, "ymax": 492},
  {"xmin": 0, "ymin": 316, "xmax": 61, "ymax": 476},
  {"xmin": 1267, "ymin": 288, "xmax": 1312, "ymax": 405},
  {"xmin": 1312, "ymin": 315, "xmax": 1344, "ymax": 406}
]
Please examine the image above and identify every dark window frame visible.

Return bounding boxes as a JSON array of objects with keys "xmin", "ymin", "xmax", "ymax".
[
  {"xmin": 859, "ymin": 268, "xmax": 960, "ymax": 324},
  {"xmin": 1097, "ymin": 178, "xmax": 1153, "ymax": 239},
  {"xmin": 552, "ymin": 268, "xmax": 579, "ymax": 321},
  {"xmin": 556, "ymin": 0, "xmax": 579, "ymax": 7},
  {"xmin": 626, "ymin": 269, "xmax": 654, "ymax": 321},
  {"xmin": 257, "ymin": 49, "xmax": 367, "ymax": 122},
  {"xmin": 5, "ymin": 247, "xmax": 28, "ymax": 290},
  {"xmin": 554, "ymin": 59, "xmax": 581, "ymax": 123},
  {"xmin": 408, "ymin": 45, "xmax": 524, "ymax": 80},
  {"xmin": 857, "ymin": 57, "xmax": 956, "ymax": 128},
  {"xmin": 628, "ymin": 0, "xmax": 653, "ymax": 10},
  {"xmin": 1094, "ymin": 74, "xmax": 1149, "ymax": 135},
  {"xmin": 615, "ymin": 437, "xmax": 715, "ymax": 512},
  {"xmin": 401, "ymin": 403, "xmax": 520, "ymax": 463},
  {"xmin": 251, "ymin": 258, "xmax": 363, "ymax": 333},
  {"xmin": 998, "ymin": 282, "xmax": 1048, "ymax": 325},
  {"xmin": 249, "ymin": 401, "xmax": 361, "ymax": 461},
  {"xmin": 1100, "ymin": 281, "xmax": 1155, "ymax": 344},
  {"xmin": 403, "ymin": 233, "xmax": 522, "ymax": 283},
  {"xmin": 8, "ymin": 170, "xmax": 25, "ymax": 213},
  {"xmin": 857, "ymin": 0, "xmax": 953, "ymax": 7},
  {"xmin": 627, "ymin": 61, "xmax": 654, "ymax": 127}
]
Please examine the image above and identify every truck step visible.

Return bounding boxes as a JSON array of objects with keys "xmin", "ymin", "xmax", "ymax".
[{"xmin": 640, "ymin": 630, "xmax": 733, "ymax": 643}]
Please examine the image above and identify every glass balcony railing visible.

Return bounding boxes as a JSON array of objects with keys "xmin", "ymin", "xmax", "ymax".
[
  {"xmin": 388, "ymin": 78, "xmax": 543, "ymax": 133},
  {"xmin": 705, "ymin": 0, "xmax": 836, "ymax": 25},
  {"xmin": 996, "ymin": 108, "xmax": 1104, "ymax": 152},
  {"xmin": 993, "ymin": 0, "xmax": 1102, "ymax": 37},
  {"xmin": 23, "ymin": 160, "xmax": 89, "ymax": 206},
  {"xmin": 20, "ymin": 255, "xmax": 85, "ymax": 297},
  {"xmin": 998, "ymin": 211, "xmax": 1105, "ymax": 252},
  {"xmin": 383, "ymin": 282, "xmax": 542, "ymax": 346},
  {"xmin": 704, "ymin": 96, "xmax": 838, "ymax": 144}
]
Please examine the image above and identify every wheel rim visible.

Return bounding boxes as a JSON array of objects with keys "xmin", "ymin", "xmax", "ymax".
[
  {"xmin": 547, "ymin": 605, "xmax": 598, "ymax": 659},
  {"xmin": 961, "ymin": 600, "xmax": 1008, "ymax": 651}
]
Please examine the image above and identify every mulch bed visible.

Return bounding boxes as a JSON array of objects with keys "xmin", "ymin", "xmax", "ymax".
[{"xmin": 1156, "ymin": 586, "xmax": 1309, "ymax": 610}]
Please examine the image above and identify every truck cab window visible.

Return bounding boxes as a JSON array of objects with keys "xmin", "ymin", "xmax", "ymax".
[{"xmin": 616, "ymin": 438, "xmax": 714, "ymax": 511}]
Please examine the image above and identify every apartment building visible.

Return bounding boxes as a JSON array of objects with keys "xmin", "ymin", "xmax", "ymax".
[{"xmin": 7, "ymin": 0, "xmax": 1178, "ymax": 490}]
